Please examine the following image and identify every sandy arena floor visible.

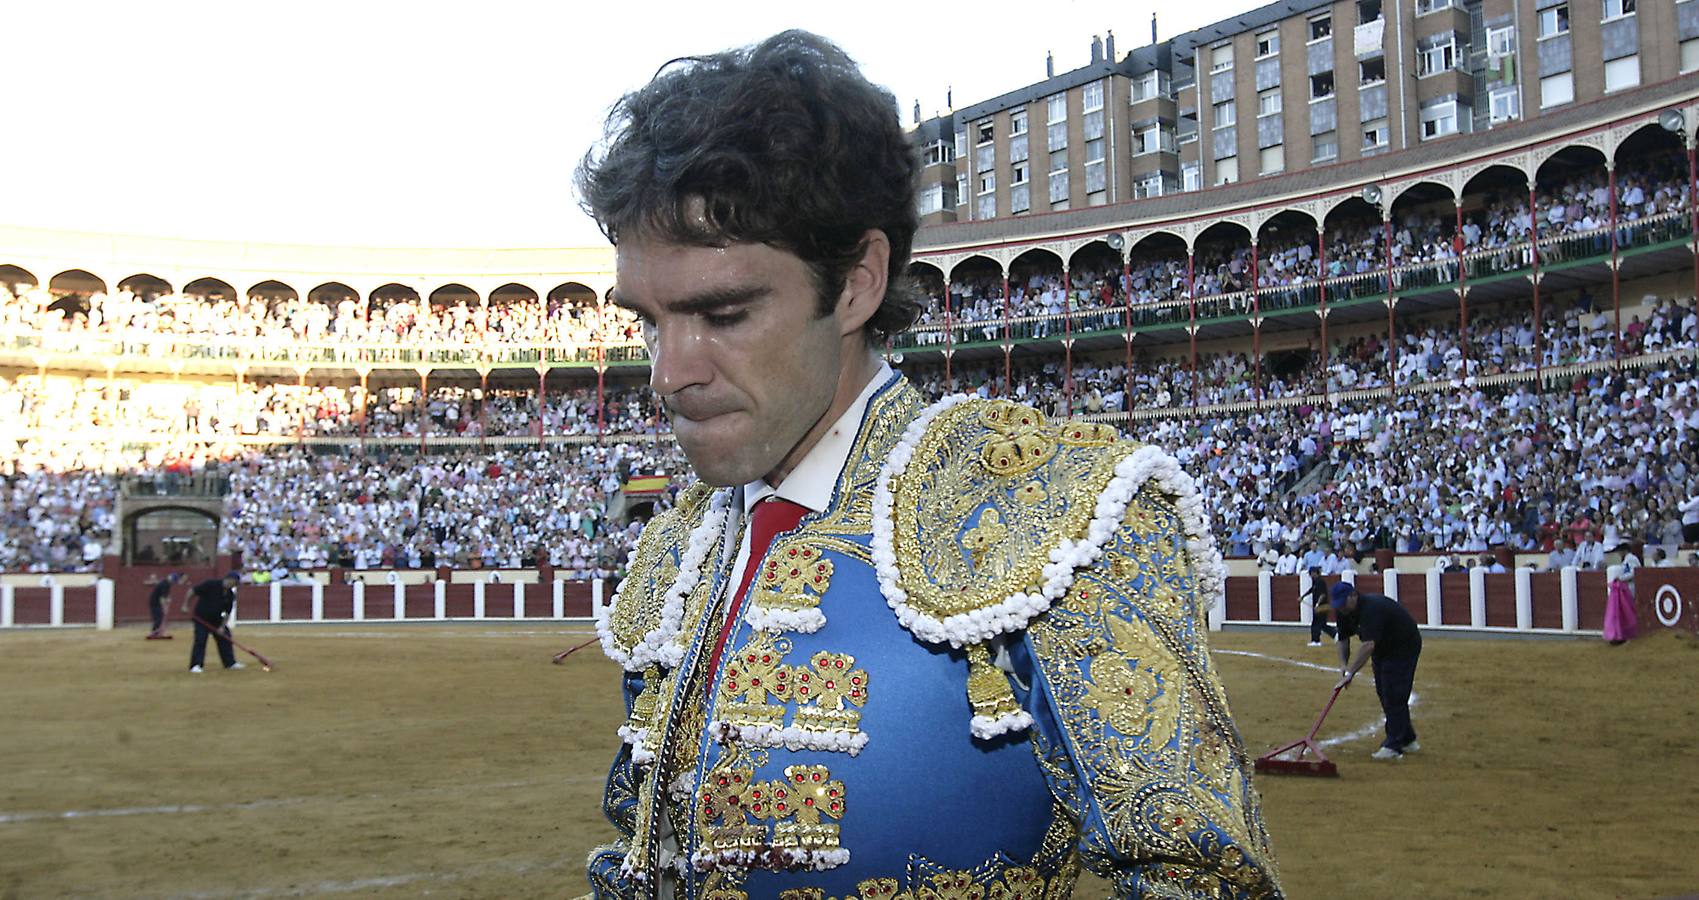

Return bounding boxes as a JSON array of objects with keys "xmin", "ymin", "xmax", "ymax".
[{"xmin": 1, "ymin": 623, "xmax": 1695, "ymax": 899}]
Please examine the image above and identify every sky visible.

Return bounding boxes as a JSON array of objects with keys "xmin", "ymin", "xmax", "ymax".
[{"xmin": 7, "ymin": 0, "xmax": 1247, "ymax": 250}]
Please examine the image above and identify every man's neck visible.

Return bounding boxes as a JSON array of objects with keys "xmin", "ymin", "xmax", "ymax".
[{"xmin": 763, "ymin": 347, "xmax": 881, "ymax": 488}]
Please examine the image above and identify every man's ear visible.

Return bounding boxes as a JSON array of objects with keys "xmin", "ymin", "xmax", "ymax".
[{"xmin": 835, "ymin": 229, "xmax": 889, "ymax": 337}]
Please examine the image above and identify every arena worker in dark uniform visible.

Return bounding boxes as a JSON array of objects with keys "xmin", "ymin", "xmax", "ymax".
[
  {"xmin": 1329, "ymin": 582, "xmax": 1421, "ymax": 760},
  {"xmin": 182, "ymin": 571, "xmax": 244, "ymax": 674},
  {"xmin": 146, "ymin": 571, "xmax": 183, "ymax": 638},
  {"xmin": 576, "ymin": 30, "xmax": 1281, "ymax": 899}
]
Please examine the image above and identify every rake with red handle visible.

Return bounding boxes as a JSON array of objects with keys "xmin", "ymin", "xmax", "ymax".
[
  {"xmin": 551, "ymin": 636, "xmax": 599, "ymax": 664},
  {"xmin": 190, "ymin": 613, "xmax": 275, "ymax": 672},
  {"xmin": 1254, "ymin": 684, "xmax": 1343, "ymax": 777}
]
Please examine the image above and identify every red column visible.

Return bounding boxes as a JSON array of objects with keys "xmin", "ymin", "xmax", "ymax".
[
  {"xmin": 1317, "ymin": 229, "xmax": 1329, "ymax": 402},
  {"xmin": 1001, "ymin": 274, "xmax": 1012, "ymax": 396},
  {"xmin": 418, "ymin": 370, "xmax": 428, "ymax": 452},
  {"xmin": 1250, "ymin": 241, "xmax": 1261, "ymax": 405},
  {"xmin": 1608, "ymin": 163, "xmax": 1621, "ymax": 365},
  {"xmin": 1187, "ymin": 250, "xmax": 1198, "ymax": 411},
  {"xmin": 1528, "ymin": 182, "xmax": 1543, "ymax": 391},
  {"xmin": 536, "ymin": 368, "xmax": 547, "ymax": 447},
  {"xmin": 943, "ymin": 280, "xmax": 954, "ymax": 391},
  {"xmin": 1062, "ymin": 267, "xmax": 1073, "ymax": 415},
  {"xmin": 1122, "ymin": 256, "xmax": 1134, "ymax": 408},
  {"xmin": 1384, "ymin": 217, "xmax": 1398, "ymax": 389},
  {"xmin": 1456, "ymin": 201, "xmax": 1469, "ymax": 381},
  {"xmin": 478, "ymin": 370, "xmax": 489, "ymax": 450}
]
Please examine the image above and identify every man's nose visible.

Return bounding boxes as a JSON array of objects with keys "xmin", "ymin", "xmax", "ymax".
[{"xmin": 649, "ymin": 322, "xmax": 712, "ymax": 397}]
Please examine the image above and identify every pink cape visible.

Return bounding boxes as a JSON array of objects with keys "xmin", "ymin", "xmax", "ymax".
[{"xmin": 1603, "ymin": 579, "xmax": 1638, "ymax": 643}]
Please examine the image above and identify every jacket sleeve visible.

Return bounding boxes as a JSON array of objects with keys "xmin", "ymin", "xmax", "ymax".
[
  {"xmin": 1016, "ymin": 485, "xmax": 1283, "ymax": 898},
  {"xmin": 585, "ymin": 669, "xmax": 646, "ymax": 899}
]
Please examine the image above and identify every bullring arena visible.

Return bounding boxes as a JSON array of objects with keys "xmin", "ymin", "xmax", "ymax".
[{"xmin": 7, "ymin": 5, "xmax": 1699, "ymax": 897}]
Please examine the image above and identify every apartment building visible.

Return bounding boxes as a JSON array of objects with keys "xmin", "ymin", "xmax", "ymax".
[{"xmin": 917, "ymin": 0, "xmax": 1699, "ymax": 224}]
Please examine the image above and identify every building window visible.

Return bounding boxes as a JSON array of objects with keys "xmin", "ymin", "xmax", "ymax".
[
  {"xmin": 1486, "ymin": 25, "xmax": 1515, "ymax": 58},
  {"xmin": 978, "ymin": 194, "xmax": 996, "ymax": 220},
  {"xmin": 1417, "ymin": 35, "xmax": 1458, "ymax": 77},
  {"xmin": 1257, "ymin": 31, "xmax": 1280, "ymax": 58},
  {"xmin": 923, "ymin": 140, "xmax": 954, "ymax": 166},
  {"xmin": 1083, "ymin": 81, "xmax": 1104, "ymax": 112},
  {"xmin": 1415, "ymin": 0, "xmax": 1457, "ymax": 12},
  {"xmin": 1083, "ymin": 109, "xmax": 1105, "ymax": 140},
  {"xmin": 1134, "ymin": 173, "xmax": 1166, "ymax": 199},
  {"xmin": 1011, "ymin": 184, "xmax": 1030, "ymax": 214},
  {"xmin": 1182, "ymin": 162, "xmax": 1201, "ymax": 192},
  {"xmin": 1215, "ymin": 156, "xmax": 1239, "ymax": 185},
  {"xmin": 1049, "ymin": 148, "xmax": 1068, "ymax": 175},
  {"xmin": 1309, "ymin": 15, "xmax": 1332, "ymax": 41},
  {"xmin": 1259, "ymin": 145, "xmax": 1285, "ymax": 175},
  {"xmin": 1084, "ymin": 138, "xmax": 1105, "ymax": 164},
  {"xmin": 1420, "ymin": 100, "xmax": 1461, "ymax": 138},
  {"xmin": 1684, "ymin": 38, "xmax": 1699, "ymax": 75},
  {"xmin": 1601, "ymin": 0, "xmax": 1634, "ymax": 20},
  {"xmin": 976, "ymin": 120, "xmax": 994, "ymax": 144},
  {"xmin": 1604, "ymin": 56, "xmax": 1640, "ymax": 92},
  {"xmin": 1048, "ymin": 120, "xmax": 1068, "ymax": 151},
  {"xmin": 1358, "ymin": 0, "xmax": 1382, "ymax": 24},
  {"xmin": 1049, "ymin": 170, "xmax": 1069, "ymax": 203},
  {"xmin": 1538, "ymin": 4, "xmax": 1568, "ymax": 38},
  {"xmin": 1311, "ymin": 72, "xmax": 1335, "ymax": 100},
  {"xmin": 1312, "ymin": 133, "xmax": 1338, "ymax": 162},
  {"xmin": 978, "ymin": 172, "xmax": 995, "ymax": 194},
  {"xmin": 1210, "ymin": 44, "xmax": 1233, "ymax": 72},
  {"xmin": 1134, "ymin": 126, "xmax": 1162, "ymax": 155},
  {"xmin": 1010, "ymin": 110, "xmax": 1027, "ymax": 136},
  {"xmin": 954, "ymin": 129, "xmax": 967, "ymax": 159},
  {"xmin": 956, "ymin": 174, "xmax": 969, "ymax": 210},
  {"xmin": 1258, "ymin": 89, "xmax": 1282, "ymax": 117},
  {"xmin": 1046, "ymin": 93, "xmax": 1067, "ymax": 124},
  {"xmin": 1540, "ymin": 72, "xmax": 1574, "ymax": 107},
  {"xmin": 917, "ymin": 184, "xmax": 945, "ymax": 216},
  {"xmin": 1213, "ymin": 100, "xmax": 1236, "ymax": 128},
  {"xmin": 1361, "ymin": 117, "xmax": 1389, "ymax": 150},
  {"xmin": 1131, "ymin": 70, "xmax": 1169, "ymax": 102},
  {"xmin": 1010, "ymin": 163, "xmax": 1028, "ymax": 186},
  {"xmin": 1489, "ymin": 88, "xmax": 1521, "ymax": 123},
  {"xmin": 1084, "ymin": 139, "xmax": 1105, "ymax": 193},
  {"xmin": 1010, "ymin": 134, "xmax": 1029, "ymax": 164},
  {"xmin": 1360, "ymin": 58, "xmax": 1386, "ymax": 85}
]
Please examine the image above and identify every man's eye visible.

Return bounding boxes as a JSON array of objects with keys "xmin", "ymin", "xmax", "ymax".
[{"xmin": 703, "ymin": 310, "xmax": 747, "ymax": 328}]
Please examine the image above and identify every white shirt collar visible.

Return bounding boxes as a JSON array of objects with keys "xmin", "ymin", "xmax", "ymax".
[{"xmin": 742, "ymin": 359, "xmax": 894, "ymax": 515}]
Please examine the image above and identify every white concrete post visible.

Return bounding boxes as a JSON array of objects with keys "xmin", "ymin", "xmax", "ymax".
[
  {"xmin": 1469, "ymin": 567, "xmax": 1487, "ymax": 628},
  {"xmin": 229, "ymin": 594, "xmax": 239, "ymax": 628},
  {"xmin": 1297, "ymin": 571, "xmax": 1314, "ymax": 627},
  {"xmin": 1, "ymin": 584, "xmax": 13, "ymax": 627},
  {"xmin": 1425, "ymin": 568, "xmax": 1442, "ymax": 626},
  {"xmin": 49, "ymin": 584, "xmax": 64, "ymax": 626},
  {"xmin": 1207, "ymin": 594, "xmax": 1226, "ymax": 631},
  {"xmin": 351, "ymin": 581, "xmax": 366, "ymax": 621},
  {"xmin": 1383, "ymin": 568, "xmax": 1399, "ymax": 603},
  {"xmin": 1257, "ymin": 572, "xmax": 1273, "ymax": 623},
  {"xmin": 434, "ymin": 580, "xmax": 446, "ymax": 619},
  {"xmin": 269, "ymin": 582, "xmax": 282, "ymax": 623},
  {"xmin": 1514, "ymin": 567, "xmax": 1533, "ymax": 631},
  {"xmin": 393, "ymin": 582, "xmax": 406, "ymax": 620},
  {"xmin": 591, "ymin": 579, "xmax": 604, "ymax": 619},
  {"xmin": 473, "ymin": 581, "xmax": 486, "ymax": 619},
  {"xmin": 311, "ymin": 582, "xmax": 325, "ymax": 621},
  {"xmin": 95, "ymin": 579, "xmax": 114, "ymax": 631},
  {"xmin": 553, "ymin": 579, "xmax": 565, "ymax": 619},
  {"xmin": 513, "ymin": 582, "xmax": 526, "ymax": 619},
  {"xmin": 1341, "ymin": 570, "xmax": 1357, "ymax": 587},
  {"xmin": 1560, "ymin": 565, "xmax": 1579, "ymax": 632}
]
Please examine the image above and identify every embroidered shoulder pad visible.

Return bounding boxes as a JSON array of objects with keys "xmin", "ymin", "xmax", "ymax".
[
  {"xmin": 872, "ymin": 396, "xmax": 1223, "ymax": 647},
  {"xmin": 597, "ymin": 482, "xmax": 720, "ymax": 671}
]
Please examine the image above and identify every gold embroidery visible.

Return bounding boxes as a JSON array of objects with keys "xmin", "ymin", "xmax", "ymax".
[
  {"xmin": 722, "ymin": 862, "xmax": 1069, "ymax": 900},
  {"xmin": 964, "ymin": 643, "xmax": 1022, "ymax": 724},
  {"xmin": 793, "ymin": 651, "xmax": 868, "ymax": 732},
  {"xmin": 606, "ymin": 483, "xmax": 713, "ymax": 655},
  {"xmin": 756, "ymin": 543, "xmax": 834, "ymax": 615},
  {"xmin": 1079, "ymin": 613, "xmax": 1181, "ymax": 752},
  {"xmin": 719, "ymin": 633, "xmax": 795, "ymax": 726},
  {"xmin": 888, "ymin": 399, "xmax": 1129, "ymax": 621}
]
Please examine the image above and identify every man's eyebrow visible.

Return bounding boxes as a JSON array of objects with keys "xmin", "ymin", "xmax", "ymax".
[{"xmin": 608, "ymin": 283, "xmax": 768, "ymax": 315}]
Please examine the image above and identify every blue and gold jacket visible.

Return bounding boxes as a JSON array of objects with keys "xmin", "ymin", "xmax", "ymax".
[{"xmin": 589, "ymin": 376, "xmax": 1281, "ymax": 899}]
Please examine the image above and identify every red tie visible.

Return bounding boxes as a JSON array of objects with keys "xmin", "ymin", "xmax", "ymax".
[{"xmin": 707, "ymin": 496, "xmax": 809, "ymax": 683}]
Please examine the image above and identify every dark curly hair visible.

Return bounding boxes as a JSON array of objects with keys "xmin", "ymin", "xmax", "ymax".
[{"xmin": 575, "ymin": 30, "xmax": 921, "ymax": 343}]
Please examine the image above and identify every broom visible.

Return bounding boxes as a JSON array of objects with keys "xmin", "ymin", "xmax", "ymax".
[{"xmin": 1254, "ymin": 684, "xmax": 1343, "ymax": 777}]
